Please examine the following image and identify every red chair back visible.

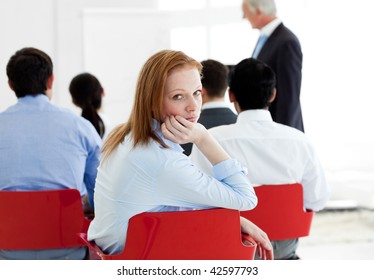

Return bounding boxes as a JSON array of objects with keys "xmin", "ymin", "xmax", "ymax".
[
  {"xmin": 240, "ymin": 183, "xmax": 313, "ymax": 240},
  {"xmin": 0, "ymin": 189, "xmax": 89, "ymax": 250},
  {"xmin": 79, "ymin": 208, "xmax": 256, "ymax": 260}
]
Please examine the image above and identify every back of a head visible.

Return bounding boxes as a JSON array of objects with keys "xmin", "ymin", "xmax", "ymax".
[
  {"xmin": 6, "ymin": 47, "xmax": 53, "ymax": 98},
  {"xmin": 229, "ymin": 58, "xmax": 276, "ymax": 110},
  {"xmin": 69, "ymin": 73, "xmax": 105, "ymax": 138},
  {"xmin": 244, "ymin": 0, "xmax": 277, "ymax": 16},
  {"xmin": 201, "ymin": 59, "xmax": 229, "ymax": 98},
  {"xmin": 69, "ymin": 73, "xmax": 103, "ymax": 110}
]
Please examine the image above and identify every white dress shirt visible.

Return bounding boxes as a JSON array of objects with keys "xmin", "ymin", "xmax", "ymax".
[
  {"xmin": 88, "ymin": 119, "xmax": 257, "ymax": 254},
  {"xmin": 201, "ymin": 101, "xmax": 234, "ymax": 110},
  {"xmin": 190, "ymin": 110, "xmax": 330, "ymax": 212},
  {"xmin": 259, "ymin": 17, "xmax": 282, "ymax": 37}
]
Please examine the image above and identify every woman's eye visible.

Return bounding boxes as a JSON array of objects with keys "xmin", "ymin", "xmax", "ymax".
[
  {"xmin": 194, "ymin": 90, "xmax": 202, "ymax": 96},
  {"xmin": 172, "ymin": 94, "xmax": 183, "ymax": 100}
]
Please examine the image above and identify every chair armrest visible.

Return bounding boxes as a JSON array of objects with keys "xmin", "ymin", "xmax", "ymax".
[
  {"xmin": 241, "ymin": 233, "xmax": 256, "ymax": 246},
  {"xmin": 81, "ymin": 217, "xmax": 92, "ymax": 234},
  {"xmin": 77, "ymin": 233, "xmax": 104, "ymax": 260}
]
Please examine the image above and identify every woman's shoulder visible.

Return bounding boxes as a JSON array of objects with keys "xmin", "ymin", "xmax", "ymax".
[{"xmin": 117, "ymin": 136, "xmax": 168, "ymax": 162}]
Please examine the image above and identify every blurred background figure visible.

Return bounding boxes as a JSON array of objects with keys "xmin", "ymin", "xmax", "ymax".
[
  {"xmin": 69, "ymin": 73, "xmax": 112, "ymax": 139},
  {"xmin": 182, "ymin": 59, "xmax": 237, "ymax": 156},
  {"xmin": 242, "ymin": 0, "xmax": 304, "ymax": 132}
]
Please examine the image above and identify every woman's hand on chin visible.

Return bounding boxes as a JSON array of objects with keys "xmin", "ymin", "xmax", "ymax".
[{"xmin": 161, "ymin": 115, "xmax": 206, "ymax": 145}]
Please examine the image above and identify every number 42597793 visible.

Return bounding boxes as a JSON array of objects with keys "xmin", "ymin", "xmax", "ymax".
[{"xmin": 209, "ymin": 266, "xmax": 258, "ymax": 276}]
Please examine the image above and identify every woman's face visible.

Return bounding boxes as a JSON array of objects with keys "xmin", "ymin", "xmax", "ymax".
[{"xmin": 162, "ymin": 65, "xmax": 202, "ymax": 123}]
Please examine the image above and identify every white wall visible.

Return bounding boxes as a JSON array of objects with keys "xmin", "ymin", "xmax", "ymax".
[
  {"xmin": 0, "ymin": 0, "xmax": 155, "ymax": 113},
  {"xmin": 298, "ymin": 0, "xmax": 374, "ymax": 208},
  {"xmin": 0, "ymin": 0, "xmax": 55, "ymax": 110},
  {"xmin": 81, "ymin": 5, "xmax": 247, "ymax": 125},
  {"xmin": 53, "ymin": 0, "xmax": 157, "ymax": 112}
]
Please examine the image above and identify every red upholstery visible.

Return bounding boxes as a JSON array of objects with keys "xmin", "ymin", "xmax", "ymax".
[
  {"xmin": 0, "ymin": 189, "xmax": 90, "ymax": 250},
  {"xmin": 79, "ymin": 208, "xmax": 256, "ymax": 260},
  {"xmin": 240, "ymin": 183, "xmax": 313, "ymax": 240}
]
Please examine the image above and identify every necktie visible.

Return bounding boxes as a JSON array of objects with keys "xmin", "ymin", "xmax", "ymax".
[{"xmin": 252, "ymin": 35, "xmax": 268, "ymax": 59}]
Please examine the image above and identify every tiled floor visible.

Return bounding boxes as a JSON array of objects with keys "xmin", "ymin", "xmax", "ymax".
[{"xmin": 297, "ymin": 208, "xmax": 374, "ymax": 260}]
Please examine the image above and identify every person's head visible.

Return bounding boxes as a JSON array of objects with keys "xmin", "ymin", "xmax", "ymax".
[
  {"xmin": 229, "ymin": 58, "xmax": 276, "ymax": 112},
  {"xmin": 69, "ymin": 72, "xmax": 103, "ymax": 111},
  {"xmin": 102, "ymin": 50, "xmax": 202, "ymax": 159},
  {"xmin": 200, "ymin": 59, "xmax": 229, "ymax": 103},
  {"xmin": 242, "ymin": 0, "xmax": 277, "ymax": 29},
  {"xmin": 6, "ymin": 47, "xmax": 54, "ymax": 99},
  {"xmin": 69, "ymin": 73, "xmax": 105, "ymax": 138}
]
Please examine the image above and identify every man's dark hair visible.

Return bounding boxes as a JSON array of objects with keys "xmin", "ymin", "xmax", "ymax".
[
  {"xmin": 229, "ymin": 58, "xmax": 276, "ymax": 110},
  {"xmin": 6, "ymin": 47, "xmax": 53, "ymax": 98},
  {"xmin": 201, "ymin": 59, "xmax": 229, "ymax": 98}
]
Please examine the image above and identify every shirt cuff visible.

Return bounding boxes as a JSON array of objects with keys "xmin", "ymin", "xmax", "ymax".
[{"xmin": 212, "ymin": 159, "xmax": 248, "ymax": 181}]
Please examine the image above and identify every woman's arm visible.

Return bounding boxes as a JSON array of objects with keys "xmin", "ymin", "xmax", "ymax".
[
  {"xmin": 161, "ymin": 115, "xmax": 229, "ymax": 165},
  {"xmin": 240, "ymin": 216, "xmax": 273, "ymax": 260},
  {"xmin": 160, "ymin": 115, "xmax": 257, "ymax": 211}
]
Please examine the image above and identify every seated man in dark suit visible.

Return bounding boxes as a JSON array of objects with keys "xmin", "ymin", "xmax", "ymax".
[{"xmin": 182, "ymin": 59, "xmax": 237, "ymax": 155}]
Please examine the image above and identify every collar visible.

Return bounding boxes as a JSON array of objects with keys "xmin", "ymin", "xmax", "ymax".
[
  {"xmin": 260, "ymin": 18, "xmax": 282, "ymax": 37},
  {"xmin": 202, "ymin": 101, "xmax": 231, "ymax": 110},
  {"xmin": 152, "ymin": 119, "xmax": 184, "ymax": 152},
  {"xmin": 18, "ymin": 94, "xmax": 49, "ymax": 104},
  {"xmin": 237, "ymin": 110, "xmax": 273, "ymax": 124}
]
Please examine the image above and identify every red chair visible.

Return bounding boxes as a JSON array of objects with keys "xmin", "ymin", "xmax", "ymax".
[
  {"xmin": 79, "ymin": 208, "xmax": 256, "ymax": 260},
  {"xmin": 240, "ymin": 183, "xmax": 313, "ymax": 240},
  {"xmin": 0, "ymin": 189, "xmax": 90, "ymax": 250}
]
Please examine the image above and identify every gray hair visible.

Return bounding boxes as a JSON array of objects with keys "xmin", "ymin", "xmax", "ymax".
[{"xmin": 243, "ymin": 0, "xmax": 277, "ymax": 16}]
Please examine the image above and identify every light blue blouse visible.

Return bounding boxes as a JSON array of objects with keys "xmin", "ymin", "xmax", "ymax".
[{"xmin": 88, "ymin": 120, "xmax": 257, "ymax": 254}]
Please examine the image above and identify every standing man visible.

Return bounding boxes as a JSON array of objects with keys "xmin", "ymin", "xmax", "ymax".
[
  {"xmin": 242, "ymin": 0, "xmax": 304, "ymax": 132},
  {"xmin": 182, "ymin": 59, "xmax": 237, "ymax": 155},
  {"xmin": 0, "ymin": 47, "xmax": 102, "ymax": 259}
]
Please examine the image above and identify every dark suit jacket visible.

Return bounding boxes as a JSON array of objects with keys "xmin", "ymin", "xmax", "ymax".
[
  {"xmin": 182, "ymin": 107, "xmax": 237, "ymax": 156},
  {"xmin": 256, "ymin": 23, "xmax": 304, "ymax": 132}
]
